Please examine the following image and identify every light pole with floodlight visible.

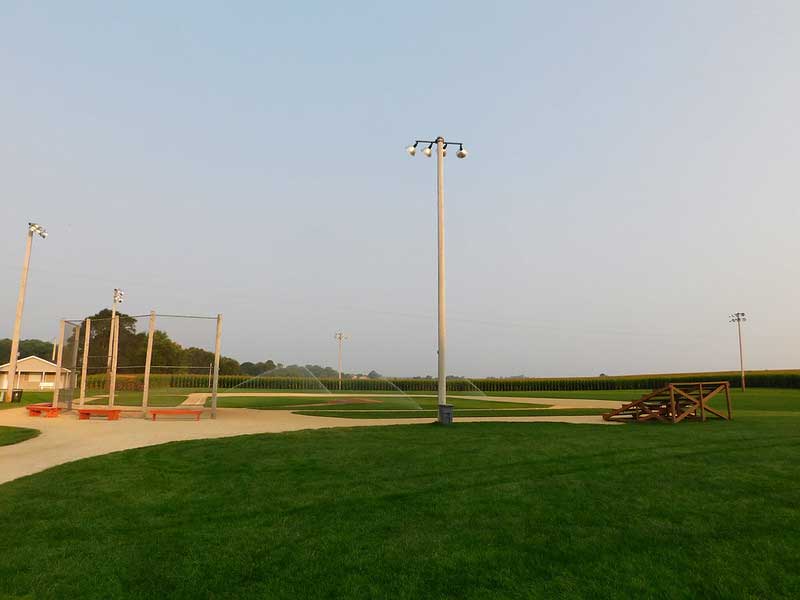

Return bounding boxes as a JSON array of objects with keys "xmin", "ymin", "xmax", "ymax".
[
  {"xmin": 406, "ymin": 137, "xmax": 468, "ymax": 424},
  {"xmin": 3, "ymin": 223, "xmax": 47, "ymax": 402}
]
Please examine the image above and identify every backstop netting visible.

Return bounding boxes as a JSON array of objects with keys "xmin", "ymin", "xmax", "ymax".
[
  {"xmin": 52, "ymin": 319, "xmax": 82, "ymax": 409},
  {"xmin": 66, "ymin": 312, "xmax": 221, "ymax": 417}
]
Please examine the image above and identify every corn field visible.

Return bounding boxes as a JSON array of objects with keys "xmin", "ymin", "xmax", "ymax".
[{"xmin": 82, "ymin": 372, "xmax": 800, "ymax": 392}]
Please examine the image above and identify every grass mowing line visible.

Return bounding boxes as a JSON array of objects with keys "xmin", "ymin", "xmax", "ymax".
[
  {"xmin": 0, "ymin": 419, "xmax": 798, "ymax": 598},
  {"xmin": 292, "ymin": 408, "xmax": 610, "ymax": 419},
  {"xmin": 0, "ymin": 426, "xmax": 39, "ymax": 447}
]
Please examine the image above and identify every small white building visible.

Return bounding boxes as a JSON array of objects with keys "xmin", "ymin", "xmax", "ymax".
[{"xmin": 0, "ymin": 355, "xmax": 71, "ymax": 391}]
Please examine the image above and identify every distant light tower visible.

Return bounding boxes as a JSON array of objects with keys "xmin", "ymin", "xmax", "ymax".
[
  {"xmin": 335, "ymin": 332, "xmax": 349, "ymax": 390},
  {"xmin": 730, "ymin": 312, "xmax": 747, "ymax": 392},
  {"xmin": 3, "ymin": 223, "xmax": 47, "ymax": 402},
  {"xmin": 406, "ymin": 136, "xmax": 468, "ymax": 424},
  {"xmin": 106, "ymin": 288, "xmax": 125, "ymax": 385}
]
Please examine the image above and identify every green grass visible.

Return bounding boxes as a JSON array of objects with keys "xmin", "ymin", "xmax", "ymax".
[
  {"xmin": 709, "ymin": 388, "xmax": 800, "ymax": 412},
  {"xmin": 0, "ymin": 391, "xmax": 53, "ymax": 410},
  {"xmin": 0, "ymin": 426, "xmax": 39, "ymax": 446},
  {"xmin": 476, "ymin": 389, "xmax": 649, "ymax": 400},
  {"xmin": 478, "ymin": 387, "xmax": 800, "ymax": 411},
  {"xmin": 294, "ymin": 408, "xmax": 610, "ymax": 419},
  {"xmin": 86, "ymin": 390, "xmax": 187, "ymax": 407},
  {"xmin": 1, "ymin": 415, "xmax": 799, "ymax": 599}
]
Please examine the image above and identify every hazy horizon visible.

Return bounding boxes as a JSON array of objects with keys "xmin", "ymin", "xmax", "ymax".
[{"xmin": 2, "ymin": 2, "xmax": 799, "ymax": 377}]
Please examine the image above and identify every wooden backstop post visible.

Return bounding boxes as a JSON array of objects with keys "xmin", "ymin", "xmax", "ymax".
[
  {"xmin": 141, "ymin": 311, "xmax": 156, "ymax": 416},
  {"xmin": 211, "ymin": 314, "xmax": 222, "ymax": 419},
  {"xmin": 52, "ymin": 319, "xmax": 66, "ymax": 408},
  {"xmin": 79, "ymin": 318, "xmax": 91, "ymax": 406}
]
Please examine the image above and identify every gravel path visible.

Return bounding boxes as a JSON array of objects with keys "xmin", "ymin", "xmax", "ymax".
[
  {"xmin": 0, "ymin": 405, "xmax": 618, "ymax": 485},
  {"xmin": 180, "ymin": 392, "xmax": 623, "ymax": 409}
]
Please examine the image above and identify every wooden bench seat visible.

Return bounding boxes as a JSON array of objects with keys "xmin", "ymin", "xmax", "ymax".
[
  {"xmin": 77, "ymin": 408, "xmax": 121, "ymax": 421},
  {"xmin": 149, "ymin": 408, "xmax": 203, "ymax": 421},
  {"xmin": 27, "ymin": 404, "xmax": 61, "ymax": 418}
]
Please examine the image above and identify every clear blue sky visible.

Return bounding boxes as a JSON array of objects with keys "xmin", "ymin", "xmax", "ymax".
[{"xmin": 2, "ymin": 1, "xmax": 798, "ymax": 377}]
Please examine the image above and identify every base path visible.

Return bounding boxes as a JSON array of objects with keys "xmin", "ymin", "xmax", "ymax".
[
  {"xmin": 182, "ymin": 392, "xmax": 623, "ymax": 410},
  {"xmin": 0, "ymin": 406, "xmax": 617, "ymax": 485}
]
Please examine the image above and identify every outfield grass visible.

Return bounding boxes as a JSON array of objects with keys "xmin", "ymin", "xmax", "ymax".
[
  {"xmin": 0, "ymin": 426, "xmax": 39, "ymax": 447},
  {"xmin": 477, "ymin": 389, "xmax": 649, "ymax": 400},
  {"xmin": 477, "ymin": 388, "xmax": 800, "ymax": 411},
  {"xmin": 0, "ymin": 391, "xmax": 53, "ymax": 411},
  {"xmin": 0, "ymin": 416, "xmax": 799, "ymax": 599}
]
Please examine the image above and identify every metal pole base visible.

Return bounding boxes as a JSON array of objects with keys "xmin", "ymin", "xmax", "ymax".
[{"xmin": 438, "ymin": 403, "xmax": 454, "ymax": 425}]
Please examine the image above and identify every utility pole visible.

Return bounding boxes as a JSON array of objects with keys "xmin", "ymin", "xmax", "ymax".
[
  {"xmin": 4, "ymin": 223, "xmax": 47, "ymax": 402},
  {"xmin": 730, "ymin": 312, "xmax": 747, "ymax": 392},
  {"xmin": 406, "ymin": 136, "xmax": 468, "ymax": 424},
  {"xmin": 335, "ymin": 332, "xmax": 349, "ymax": 390}
]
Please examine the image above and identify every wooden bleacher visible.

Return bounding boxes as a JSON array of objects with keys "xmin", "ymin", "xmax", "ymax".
[{"xmin": 603, "ymin": 382, "xmax": 732, "ymax": 423}]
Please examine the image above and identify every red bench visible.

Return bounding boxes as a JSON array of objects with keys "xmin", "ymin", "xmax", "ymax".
[
  {"xmin": 77, "ymin": 408, "xmax": 121, "ymax": 421},
  {"xmin": 27, "ymin": 404, "xmax": 61, "ymax": 418},
  {"xmin": 149, "ymin": 409, "xmax": 203, "ymax": 421}
]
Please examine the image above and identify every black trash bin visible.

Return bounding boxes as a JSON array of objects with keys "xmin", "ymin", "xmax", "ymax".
[{"xmin": 11, "ymin": 389, "xmax": 23, "ymax": 403}]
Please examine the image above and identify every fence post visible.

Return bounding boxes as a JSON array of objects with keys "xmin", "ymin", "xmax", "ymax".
[
  {"xmin": 52, "ymin": 319, "xmax": 66, "ymax": 408},
  {"xmin": 141, "ymin": 311, "xmax": 156, "ymax": 415},
  {"xmin": 211, "ymin": 314, "xmax": 223, "ymax": 419}
]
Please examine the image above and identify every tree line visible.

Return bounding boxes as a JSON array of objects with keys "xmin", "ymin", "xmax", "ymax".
[{"xmin": 2, "ymin": 309, "xmax": 372, "ymax": 378}]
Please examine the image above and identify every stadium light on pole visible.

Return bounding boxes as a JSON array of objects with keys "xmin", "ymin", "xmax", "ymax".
[
  {"xmin": 406, "ymin": 136, "xmax": 468, "ymax": 424},
  {"xmin": 730, "ymin": 312, "xmax": 747, "ymax": 392},
  {"xmin": 4, "ymin": 223, "xmax": 47, "ymax": 402}
]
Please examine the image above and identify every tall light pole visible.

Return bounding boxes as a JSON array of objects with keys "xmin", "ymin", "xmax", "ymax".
[
  {"xmin": 106, "ymin": 288, "xmax": 124, "ymax": 391},
  {"xmin": 406, "ymin": 137, "xmax": 468, "ymax": 424},
  {"xmin": 4, "ymin": 223, "xmax": 47, "ymax": 402},
  {"xmin": 730, "ymin": 312, "xmax": 747, "ymax": 392},
  {"xmin": 335, "ymin": 332, "xmax": 349, "ymax": 390}
]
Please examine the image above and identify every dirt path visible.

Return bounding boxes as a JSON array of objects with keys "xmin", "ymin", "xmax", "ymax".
[
  {"xmin": 0, "ymin": 407, "xmax": 617, "ymax": 485},
  {"xmin": 180, "ymin": 392, "xmax": 623, "ymax": 409}
]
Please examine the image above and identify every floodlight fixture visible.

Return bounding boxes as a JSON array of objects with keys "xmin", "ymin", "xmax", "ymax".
[
  {"xmin": 407, "ymin": 140, "xmax": 468, "ymax": 160},
  {"xmin": 28, "ymin": 222, "xmax": 47, "ymax": 239}
]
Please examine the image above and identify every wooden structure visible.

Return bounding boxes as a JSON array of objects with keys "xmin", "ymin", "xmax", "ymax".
[
  {"xmin": 149, "ymin": 408, "xmax": 203, "ymax": 421},
  {"xmin": 77, "ymin": 408, "xmax": 122, "ymax": 421},
  {"xmin": 603, "ymin": 382, "xmax": 732, "ymax": 423}
]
